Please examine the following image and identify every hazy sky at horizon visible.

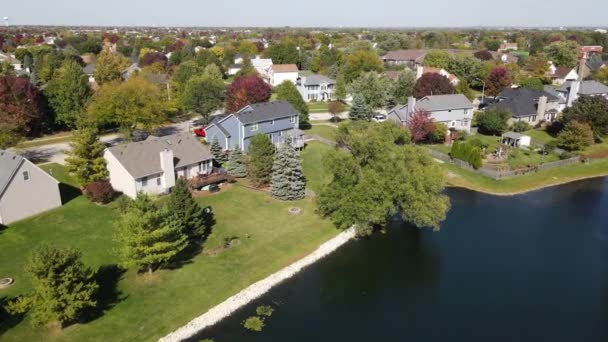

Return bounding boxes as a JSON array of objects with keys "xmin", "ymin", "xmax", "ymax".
[{"xmin": 2, "ymin": 0, "xmax": 608, "ymax": 27}]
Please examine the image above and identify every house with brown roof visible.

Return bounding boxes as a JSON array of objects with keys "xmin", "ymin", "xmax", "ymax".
[
  {"xmin": 381, "ymin": 49, "xmax": 427, "ymax": 66},
  {"xmin": 499, "ymin": 41, "xmax": 518, "ymax": 51},
  {"xmin": 270, "ymin": 64, "xmax": 299, "ymax": 87},
  {"xmin": 416, "ymin": 65, "xmax": 460, "ymax": 86},
  {"xmin": 549, "ymin": 66, "xmax": 578, "ymax": 85}
]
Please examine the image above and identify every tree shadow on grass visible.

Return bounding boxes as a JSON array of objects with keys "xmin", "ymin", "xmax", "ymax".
[
  {"xmin": 0, "ymin": 224, "xmax": 7, "ymax": 237},
  {"xmin": 165, "ymin": 209, "xmax": 216, "ymax": 270},
  {"xmin": 0, "ymin": 296, "xmax": 25, "ymax": 336},
  {"xmin": 79, "ymin": 264, "xmax": 127, "ymax": 324},
  {"xmin": 58, "ymin": 183, "xmax": 82, "ymax": 205}
]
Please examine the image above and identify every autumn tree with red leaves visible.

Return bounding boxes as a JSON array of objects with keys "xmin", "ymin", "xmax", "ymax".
[
  {"xmin": 473, "ymin": 50, "xmax": 494, "ymax": 61},
  {"xmin": 485, "ymin": 66, "xmax": 512, "ymax": 97},
  {"xmin": 406, "ymin": 109, "xmax": 435, "ymax": 142},
  {"xmin": 225, "ymin": 76, "xmax": 271, "ymax": 112},
  {"xmin": 140, "ymin": 52, "xmax": 168, "ymax": 68},
  {"xmin": 414, "ymin": 73, "xmax": 455, "ymax": 98}
]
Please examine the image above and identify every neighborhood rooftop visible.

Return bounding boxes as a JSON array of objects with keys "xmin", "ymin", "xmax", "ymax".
[
  {"xmin": 272, "ymin": 64, "xmax": 299, "ymax": 73},
  {"xmin": 234, "ymin": 101, "xmax": 299, "ymax": 124},
  {"xmin": 299, "ymin": 74, "xmax": 335, "ymax": 86},
  {"xmin": 415, "ymin": 94, "xmax": 474, "ymax": 111},
  {"xmin": 557, "ymin": 80, "xmax": 608, "ymax": 95},
  {"xmin": 0, "ymin": 150, "xmax": 24, "ymax": 196},
  {"xmin": 106, "ymin": 133, "xmax": 212, "ymax": 179}
]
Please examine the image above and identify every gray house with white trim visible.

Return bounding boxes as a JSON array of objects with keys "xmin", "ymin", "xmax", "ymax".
[
  {"xmin": 296, "ymin": 74, "xmax": 336, "ymax": 102},
  {"xmin": 205, "ymin": 101, "xmax": 304, "ymax": 152},
  {"xmin": 0, "ymin": 150, "xmax": 62, "ymax": 225},
  {"xmin": 387, "ymin": 94, "xmax": 474, "ymax": 132}
]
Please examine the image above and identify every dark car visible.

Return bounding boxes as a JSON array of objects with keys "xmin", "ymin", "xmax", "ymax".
[{"xmin": 130, "ymin": 129, "xmax": 150, "ymax": 142}]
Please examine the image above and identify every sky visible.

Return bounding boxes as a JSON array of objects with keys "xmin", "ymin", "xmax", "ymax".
[{"xmin": 2, "ymin": 0, "xmax": 608, "ymax": 28}]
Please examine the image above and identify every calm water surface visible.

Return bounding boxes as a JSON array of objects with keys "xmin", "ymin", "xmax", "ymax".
[{"xmin": 193, "ymin": 178, "xmax": 608, "ymax": 342}]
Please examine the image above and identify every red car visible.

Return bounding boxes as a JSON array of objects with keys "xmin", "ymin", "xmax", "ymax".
[{"xmin": 194, "ymin": 127, "xmax": 206, "ymax": 137}]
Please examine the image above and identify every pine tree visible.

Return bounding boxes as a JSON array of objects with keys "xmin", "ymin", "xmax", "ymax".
[
  {"xmin": 6, "ymin": 245, "xmax": 98, "ymax": 326},
  {"xmin": 210, "ymin": 138, "xmax": 228, "ymax": 166},
  {"xmin": 349, "ymin": 94, "xmax": 371, "ymax": 121},
  {"xmin": 115, "ymin": 193, "xmax": 188, "ymax": 274},
  {"xmin": 270, "ymin": 139, "xmax": 306, "ymax": 200},
  {"xmin": 165, "ymin": 178, "xmax": 207, "ymax": 241},
  {"xmin": 248, "ymin": 134, "xmax": 275, "ymax": 186},
  {"xmin": 226, "ymin": 147, "xmax": 247, "ymax": 178},
  {"xmin": 65, "ymin": 126, "xmax": 108, "ymax": 186}
]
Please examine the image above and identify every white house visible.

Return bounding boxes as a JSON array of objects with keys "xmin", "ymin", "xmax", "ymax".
[
  {"xmin": 0, "ymin": 150, "xmax": 62, "ymax": 225},
  {"xmin": 387, "ymin": 94, "xmax": 474, "ymax": 132},
  {"xmin": 104, "ymin": 133, "xmax": 213, "ymax": 199},
  {"xmin": 251, "ymin": 56, "xmax": 273, "ymax": 81},
  {"xmin": 296, "ymin": 74, "xmax": 336, "ymax": 102},
  {"xmin": 0, "ymin": 53, "xmax": 22, "ymax": 71},
  {"xmin": 270, "ymin": 64, "xmax": 299, "ymax": 87}
]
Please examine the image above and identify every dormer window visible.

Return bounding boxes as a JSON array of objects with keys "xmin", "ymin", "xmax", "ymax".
[{"xmin": 251, "ymin": 123, "xmax": 259, "ymax": 131}]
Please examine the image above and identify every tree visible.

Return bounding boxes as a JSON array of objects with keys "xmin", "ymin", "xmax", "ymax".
[
  {"xmin": 484, "ymin": 67, "xmax": 512, "ymax": 97},
  {"xmin": 115, "ymin": 193, "xmax": 188, "ymax": 274},
  {"xmin": 446, "ymin": 55, "xmax": 483, "ymax": 88},
  {"xmin": 544, "ymin": 41, "xmax": 578, "ymax": 68},
  {"xmin": 328, "ymin": 101, "xmax": 346, "ymax": 122},
  {"xmin": 485, "ymin": 40, "xmax": 501, "ymax": 51},
  {"xmin": 319, "ymin": 122, "xmax": 449, "ymax": 232},
  {"xmin": 407, "ymin": 109, "xmax": 435, "ymax": 142},
  {"xmin": 247, "ymin": 134, "xmax": 275, "ymax": 186},
  {"xmin": 235, "ymin": 57, "xmax": 258, "ymax": 78},
  {"xmin": 474, "ymin": 50, "xmax": 494, "ymax": 61},
  {"xmin": 86, "ymin": 76, "xmax": 167, "ymax": 137},
  {"xmin": 390, "ymin": 69, "xmax": 416, "ymax": 105},
  {"xmin": 455, "ymin": 80, "xmax": 475, "ymax": 100},
  {"xmin": 414, "ymin": 72, "xmax": 455, "ymax": 98},
  {"xmin": 423, "ymin": 50, "xmax": 451, "ymax": 68},
  {"xmin": 140, "ymin": 52, "xmax": 168, "ymax": 69},
  {"xmin": 94, "ymin": 49, "xmax": 130, "ymax": 85},
  {"xmin": 263, "ymin": 41, "xmax": 299, "ymax": 65},
  {"xmin": 165, "ymin": 178, "xmax": 207, "ymax": 241},
  {"xmin": 172, "ymin": 60, "xmax": 204, "ymax": 91},
  {"xmin": 520, "ymin": 77, "xmax": 544, "ymax": 90},
  {"xmin": 210, "ymin": 138, "xmax": 228, "ymax": 166},
  {"xmin": 0, "ymin": 75, "xmax": 49, "ymax": 148},
  {"xmin": 349, "ymin": 94, "xmax": 372, "ymax": 121},
  {"xmin": 225, "ymin": 76, "xmax": 271, "ymax": 112},
  {"xmin": 341, "ymin": 49, "xmax": 384, "ymax": 83},
  {"xmin": 179, "ymin": 67, "xmax": 225, "ymax": 124},
  {"xmin": 238, "ymin": 40, "xmax": 258, "ymax": 55},
  {"xmin": 525, "ymin": 55, "xmax": 550, "ymax": 81},
  {"xmin": 45, "ymin": 60, "xmax": 91, "ymax": 127},
  {"xmin": 476, "ymin": 108, "xmax": 511, "ymax": 135},
  {"xmin": 557, "ymin": 121, "xmax": 594, "ymax": 151},
  {"xmin": 270, "ymin": 139, "xmax": 306, "ymax": 200},
  {"xmin": 595, "ymin": 67, "xmax": 608, "ymax": 85},
  {"xmin": 561, "ymin": 96, "xmax": 608, "ymax": 139},
  {"xmin": 275, "ymin": 80, "xmax": 309, "ymax": 128},
  {"xmin": 334, "ymin": 73, "xmax": 347, "ymax": 101},
  {"xmin": 65, "ymin": 126, "xmax": 108, "ymax": 186},
  {"xmin": 348, "ymin": 72, "xmax": 391, "ymax": 110},
  {"xmin": 6, "ymin": 245, "xmax": 97, "ymax": 327},
  {"xmin": 226, "ymin": 147, "xmax": 247, "ymax": 178}
]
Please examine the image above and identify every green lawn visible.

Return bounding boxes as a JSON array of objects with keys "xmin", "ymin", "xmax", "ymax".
[
  {"xmin": 523, "ymin": 129, "xmax": 556, "ymax": 145},
  {"xmin": 0, "ymin": 159, "xmax": 338, "ymax": 341},
  {"xmin": 301, "ymin": 141, "xmax": 334, "ymax": 193},
  {"xmin": 304, "ymin": 124, "xmax": 337, "ymax": 142},
  {"xmin": 307, "ymin": 102, "xmax": 330, "ymax": 113}
]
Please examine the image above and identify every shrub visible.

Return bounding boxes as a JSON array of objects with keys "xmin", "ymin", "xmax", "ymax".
[
  {"xmin": 511, "ymin": 121, "xmax": 532, "ymax": 132},
  {"xmin": 256, "ymin": 305, "xmax": 274, "ymax": 317},
  {"xmin": 560, "ymin": 151, "xmax": 576, "ymax": 160},
  {"xmin": 468, "ymin": 138, "xmax": 489, "ymax": 150},
  {"xmin": 450, "ymin": 141, "xmax": 483, "ymax": 169},
  {"xmin": 114, "ymin": 195, "xmax": 132, "ymax": 213},
  {"xmin": 83, "ymin": 181, "xmax": 115, "ymax": 204},
  {"xmin": 427, "ymin": 122, "xmax": 448, "ymax": 143},
  {"xmin": 243, "ymin": 316, "xmax": 265, "ymax": 332},
  {"xmin": 477, "ymin": 109, "xmax": 511, "ymax": 135},
  {"xmin": 544, "ymin": 140, "xmax": 558, "ymax": 153},
  {"xmin": 557, "ymin": 121, "xmax": 594, "ymax": 151}
]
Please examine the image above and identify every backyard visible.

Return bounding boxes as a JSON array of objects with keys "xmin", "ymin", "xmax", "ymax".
[
  {"xmin": 303, "ymin": 124, "xmax": 338, "ymax": 142},
  {"xmin": 0, "ymin": 143, "xmax": 338, "ymax": 342}
]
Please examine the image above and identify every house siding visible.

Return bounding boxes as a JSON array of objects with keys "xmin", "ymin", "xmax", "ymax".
[
  {"xmin": 105, "ymin": 150, "xmax": 138, "ymax": 199},
  {"xmin": 428, "ymin": 108, "xmax": 472, "ymax": 132},
  {"xmin": 0, "ymin": 160, "xmax": 62, "ymax": 225}
]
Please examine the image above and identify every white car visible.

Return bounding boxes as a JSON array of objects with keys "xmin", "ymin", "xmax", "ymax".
[{"xmin": 373, "ymin": 114, "xmax": 387, "ymax": 122}]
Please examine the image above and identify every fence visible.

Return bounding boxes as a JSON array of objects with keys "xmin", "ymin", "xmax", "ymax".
[{"xmin": 426, "ymin": 148, "xmax": 581, "ymax": 180}]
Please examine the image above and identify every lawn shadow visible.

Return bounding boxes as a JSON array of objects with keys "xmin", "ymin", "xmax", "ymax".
[
  {"xmin": 0, "ymin": 296, "xmax": 25, "ymax": 336},
  {"xmin": 0, "ymin": 224, "xmax": 6, "ymax": 236},
  {"xmin": 58, "ymin": 183, "xmax": 82, "ymax": 205},
  {"xmin": 79, "ymin": 264, "xmax": 127, "ymax": 324},
  {"xmin": 165, "ymin": 208, "xmax": 216, "ymax": 270}
]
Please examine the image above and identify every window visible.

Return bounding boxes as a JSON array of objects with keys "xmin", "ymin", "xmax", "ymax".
[
  {"xmin": 156, "ymin": 177, "xmax": 161, "ymax": 186},
  {"xmin": 532, "ymin": 115, "xmax": 537, "ymax": 122},
  {"xmin": 290, "ymin": 116, "xmax": 297, "ymax": 124},
  {"xmin": 251, "ymin": 123, "xmax": 258, "ymax": 131},
  {"xmin": 198, "ymin": 162, "xmax": 203, "ymax": 172},
  {"xmin": 451, "ymin": 121, "xmax": 456, "ymax": 127},
  {"xmin": 270, "ymin": 119, "xmax": 275, "ymax": 125},
  {"xmin": 23, "ymin": 171, "xmax": 29, "ymax": 181},
  {"xmin": 142, "ymin": 177, "xmax": 148, "ymax": 187}
]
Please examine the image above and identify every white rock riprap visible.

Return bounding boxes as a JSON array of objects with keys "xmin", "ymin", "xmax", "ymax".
[{"xmin": 159, "ymin": 227, "xmax": 356, "ymax": 342}]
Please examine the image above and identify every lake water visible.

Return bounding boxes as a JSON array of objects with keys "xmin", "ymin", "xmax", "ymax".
[{"xmin": 192, "ymin": 178, "xmax": 608, "ymax": 342}]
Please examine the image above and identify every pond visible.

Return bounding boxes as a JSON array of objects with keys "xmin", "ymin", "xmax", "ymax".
[{"xmin": 192, "ymin": 177, "xmax": 608, "ymax": 342}]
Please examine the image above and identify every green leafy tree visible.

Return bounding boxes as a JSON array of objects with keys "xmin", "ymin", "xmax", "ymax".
[
  {"xmin": 210, "ymin": 138, "xmax": 228, "ymax": 166},
  {"xmin": 342, "ymin": 49, "xmax": 384, "ymax": 83},
  {"xmin": 334, "ymin": 74, "xmax": 347, "ymax": 101},
  {"xmin": 65, "ymin": 126, "xmax": 108, "ymax": 186},
  {"xmin": 423, "ymin": 50, "xmax": 452, "ymax": 68},
  {"xmin": 247, "ymin": 134, "xmax": 275, "ymax": 186},
  {"xmin": 179, "ymin": 66, "xmax": 225, "ymax": 124},
  {"xmin": 6, "ymin": 245, "xmax": 98, "ymax": 327},
  {"xmin": 476, "ymin": 108, "xmax": 511, "ymax": 135},
  {"xmin": 348, "ymin": 72, "xmax": 391, "ymax": 110},
  {"xmin": 275, "ymin": 80, "xmax": 309, "ymax": 128},
  {"xmin": 595, "ymin": 67, "xmax": 608, "ymax": 85},
  {"xmin": 45, "ymin": 60, "xmax": 91, "ymax": 127},
  {"xmin": 557, "ymin": 121, "xmax": 594, "ymax": 151},
  {"xmin": 270, "ymin": 139, "xmax": 306, "ymax": 200},
  {"xmin": 520, "ymin": 77, "xmax": 544, "ymax": 90},
  {"xmin": 544, "ymin": 41, "xmax": 578, "ymax": 68},
  {"xmin": 94, "ymin": 48, "xmax": 130, "ymax": 85},
  {"xmin": 235, "ymin": 57, "xmax": 258, "ymax": 78},
  {"xmin": 115, "ymin": 193, "xmax": 188, "ymax": 274},
  {"xmin": 390, "ymin": 69, "xmax": 416, "ymax": 105},
  {"xmin": 428, "ymin": 122, "xmax": 448, "ymax": 143},
  {"xmin": 263, "ymin": 41, "xmax": 300, "ymax": 65},
  {"xmin": 455, "ymin": 80, "xmax": 475, "ymax": 101},
  {"xmin": 226, "ymin": 147, "xmax": 247, "ymax": 178},
  {"xmin": 165, "ymin": 178, "xmax": 207, "ymax": 241},
  {"xmin": 561, "ymin": 96, "xmax": 608, "ymax": 139},
  {"xmin": 319, "ymin": 122, "xmax": 449, "ymax": 232},
  {"xmin": 349, "ymin": 94, "xmax": 372, "ymax": 121},
  {"xmin": 172, "ymin": 60, "xmax": 204, "ymax": 91}
]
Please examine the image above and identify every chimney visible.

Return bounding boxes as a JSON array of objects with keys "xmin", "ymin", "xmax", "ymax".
[
  {"xmin": 406, "ymin": 97, "xmax": 416, "ymax": 118},
  {"xmin": 567, "ymin": 81, "xmax": 580, "ymax": 107},
  {"xmin": 416, "ymin": 65, "xmax": 424, "ymax": 79},
  {"xmin": 159, "ymin": 148, "xmax": 175, "ymax": 190},
  {"xmin": 537, "ymin": 96, "xmax": 547, "ymax": 120},
  {"xmin": 577, "ymin": 53, "xmax": 587, "ymax": 80}
]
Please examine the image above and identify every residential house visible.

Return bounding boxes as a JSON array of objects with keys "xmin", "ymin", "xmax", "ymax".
[
  {"xmin": 104, "ymin": 133, "xmax": 213, "ymax": 199},
  {"xmin": 580, "ymin": 57, "xmax": 608, "ymax": 79},
  {"xmin": 387, "ymin": 94, "xmax": 474, "ymax": 132},
  {"xmin": 381, "ymin": 49, "xmax": 427, "ymax": 66},
  {"xmin": 578, "ymin": 46, "xmax": 603, "ymax": 58},
  {"xmin": 122, "ymin": 63, "xmax": 142, "ymax": 80},
  {"xmin": 270, "ymin": 64, "xmax": 299, "ymax": 87},
  {"xmin": 0, "ymin": 53, "xmax": 23, "ymax": 71},
  {"xmin": 0, "ymin": 150, "xmax": 62, "ymax": 225},
  {"xmin": 489, "ymin": 51, "xmax": 519, "ymax": 64},
  {"xmin": 296, "ymin": 74, "xmax": 336, "ymax": 102},
  {"xmin": 83, "ymin": 63, "xmax": 96, "ymax": 84},
  {"xmin": 416, "ymin": 65, "xmax": 460, "ymax": 86},
  {"xmin": 555, "ymin": 80, "xmax": 608, "ymax": 107},
  {"xmin": 549, "ymin": 66, "xmax": 579, "ymax": 85},
  {"xmin": 499, "ymin": 41, "xmax": 518, "ymax": 51},
  {"xmin": 486, "ymin": 87, "xmax": 561, "ymax": 125},
  {"xmin": 205, "ymin": 101, "xmax": 304, "ymax": 152},
  {"xmin": 228, "ymin": 64, "xmax": 242, "ymax": 76},
  {"xmin": 251, "ymin": 56, "xmax": 273, "ymax": 81}
]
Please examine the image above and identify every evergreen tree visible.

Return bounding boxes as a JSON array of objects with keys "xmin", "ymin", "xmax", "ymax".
[
  {"xmin": 6, "ymin": 245, "xmax": 98, "ymax": 326},
  {"xmin": 226, "ymin": 147, "xmax": 247, "ymax": 178},
  {"xmin": 349, "ymin": 94, "xmax": 372, "ymax": 121},
  {"xmin": 270, "ymin": 139, "xmax": 306, "ymax": 200},
  {"xmin": 274, "ymin": 80, "xmax": 309, "ymax": 128},
  {"xmin": 65, "ymin": 126, "xmax": 108, "ymax": 186},
  {"xmin": 115, "ymin": 193, "xmax": 188, "ymax": 274},
  {"xmin": 210, "ymin": 138, "xmax": 228, "ymax": 166},
  {"xmin": 45, "ymin": 59, "xmax": 91, "ymax": 127},
  {"xmin": 165, "ymin": 178, "xmax": 207, "ymax": 241},
  {"xmin": 247, "ymin": 134, "xmax": 275, "ymax": 186}
]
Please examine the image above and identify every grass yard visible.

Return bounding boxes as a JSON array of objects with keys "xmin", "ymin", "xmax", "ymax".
[
  {"xmin": 304, "ymin": 124, "xmax": 337, "ymax": 142},
  {"xmin": 0, "ymin": 157, "xmax": 339, "ymax": 341},
  {"xmin": 301, "ymin": 141, "xmax": 334, "ymax": 193},
  {"xmin": 523, "ymin": 129, "xmax": 556, "ymax": 145},
  {"xmin": 307, "ymin": 102, "xmax": 330, "ymax": 113},
  {"xmin": 442, "ymin": 157, "xmax": 608, "ymax": 195}
]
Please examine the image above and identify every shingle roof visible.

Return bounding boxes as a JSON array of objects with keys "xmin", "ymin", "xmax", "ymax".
[
  {"xmin": 236, "ymin": 101, "xmax": 299, "ymax": 124},
  {"xmin": 0, "ymin": 150, "xmax": 25, "ymax": 197},
  {"xmin": 489, "ymin": 88, "xmax": 558, "ymax": 118},
  {"xmin": 382, "ymin": 49, "xmax": 427, "ymax": 62},
  {"xmin": 300, "ymin": 74, "xmax": 335, "ymax": 86},
  {"xmin": 557, "ymin": 80, "xmax": 608, "ymax": 95},
  {"xmin": 82, "ymin": 63, "xmax": 95, "ymax": 75},
  {"xmin": 499, "ymin": 87, "xmax": 560, "ymax": 102},
  {"xmin": 106, "ymin": 133, "xmax": 212, "ymax": 179},
  {"xmin": 415, "ymin": 94, "xmax": 473, "ymax": 111},
  {"xmin": 272, "ymin": 64, "xmax": 298, "ymax": 73},
  {"xmin": 552, "ymin": 66, "xmax": 575, "ymax": 79},
  {"xmin": 586, "ymin": 59, "xmax": 607, "ymax": 71}
]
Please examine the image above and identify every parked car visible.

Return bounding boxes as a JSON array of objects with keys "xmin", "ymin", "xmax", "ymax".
[
  {"xmin": 373, "ymin": 114, "xmax": 387, "ymax": 122},
  {"xmin": 130, "ymin": 129, "xmax": 149, "ymax": 142},
  {"xmin": 194, "ymin": 127, "xmax": 206, "ymax": 137}
]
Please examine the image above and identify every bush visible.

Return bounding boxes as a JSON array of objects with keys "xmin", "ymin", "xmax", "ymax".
[
  {"xmin": 450, "ymin": 141, "xmax": 483, "ymax": 169},
  {"xmin": 468, "ymin": 138, "xmax": 489, "ymax": 150},
  {"xmin": 557, "ymin": 121, "xmax": 594, "ymax": 151},
  {"xmin": 560, "ymin": 151, "xmax": 576, "ymax": 160},
  {"xmin": 511, "ymin": 121, "xmax": 532, "ymax": 132},
  {"xmin": 427, "ymin": 122, "xmax": 448, "ymax": 143},
  {"xmin": 256, "ymin": 305, "xmax": 274, "ymax": 317},
  {"xmin": 477, "ymin": 109, "xmax": 511, "ymax": 135},
  {"xmin": 83, "ymin": 181, "xmax": 115, "ymax": 204},
  {"xmin": 243, "ymin": 316, "xmax": 265, "ymax": 332},
  {"xmin": 114, "ymin": 195, "xmax": 132, "ymax": 213}
]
